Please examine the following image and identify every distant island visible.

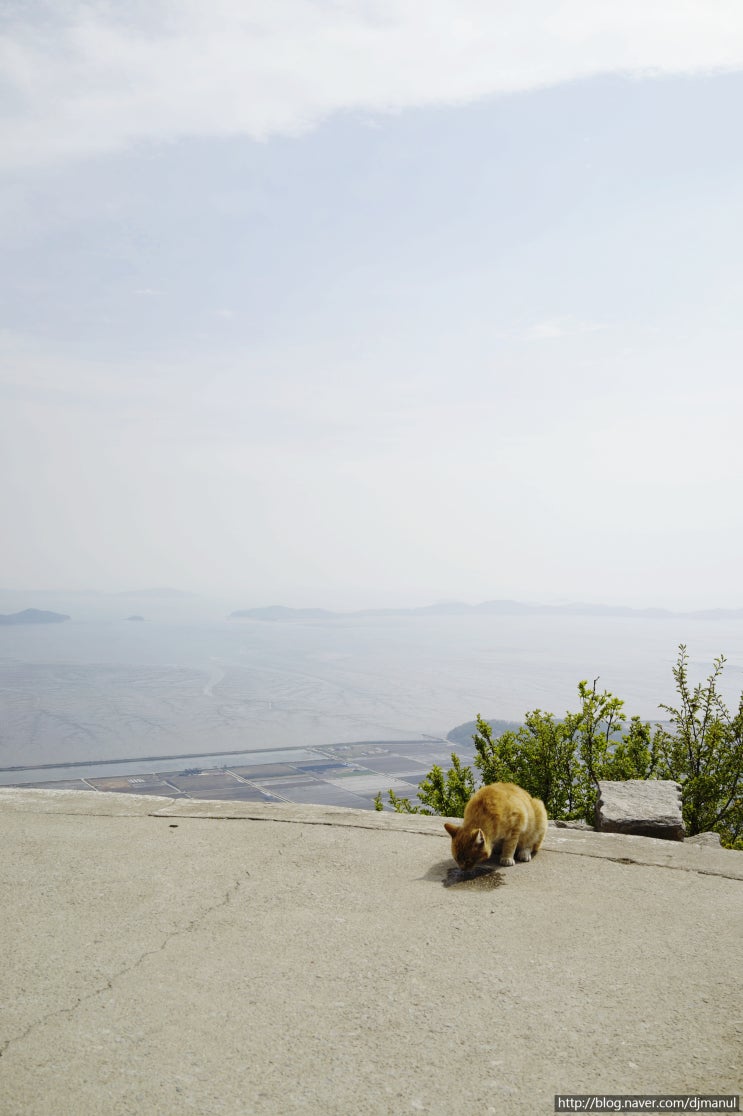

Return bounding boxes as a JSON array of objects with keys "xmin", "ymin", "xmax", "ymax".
[
  {"xmin": 229, "ymin": 600, "xmax": 743, "ymax": 622},
  {"xmin": 0, "ymin": 608, "xmax": 70, "ymax": 626},
  {"xmin": 125, "ymin": 615, "xmax": 145, "ymax": 622},
  {"xmin": 447, "ymin": 718, "xmax": 524, "ymax": 747}
]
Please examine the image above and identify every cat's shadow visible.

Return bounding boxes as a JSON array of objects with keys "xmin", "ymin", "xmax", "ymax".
[{"xmin": 421, "ymin": 858, "xmax": 506, "ymax": 890}]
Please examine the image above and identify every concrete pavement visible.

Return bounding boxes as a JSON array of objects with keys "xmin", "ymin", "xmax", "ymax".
[{"xmin": 1, "ymin": 788, "xmax": 741, "ymax": 1116}]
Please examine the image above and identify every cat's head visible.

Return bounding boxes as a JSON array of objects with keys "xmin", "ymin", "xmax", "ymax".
[{"xmin": 444, "ymin": 822, "xmax": 489, "ymax": 870}]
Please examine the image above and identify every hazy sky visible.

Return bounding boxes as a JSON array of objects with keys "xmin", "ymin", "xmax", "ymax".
[{"xmin": 2, "ymin": 2, "xmax": 742, "ymax": 609}]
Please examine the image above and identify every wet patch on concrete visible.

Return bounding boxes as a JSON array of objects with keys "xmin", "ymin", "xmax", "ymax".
[{"xmin": 443, "ymin": 864, "xmax": 505, "ymax": 890}]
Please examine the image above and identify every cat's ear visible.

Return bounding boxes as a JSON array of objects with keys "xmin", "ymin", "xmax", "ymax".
[
  {"xmin": 443, "ymin": 822, "xmax": 460, "ymax": 837},
  {"xmin": 474, "ymin": 829, "xmax": 485, "ymax": 848}
]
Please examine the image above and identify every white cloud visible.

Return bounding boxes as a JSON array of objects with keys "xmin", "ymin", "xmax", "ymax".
[{"xmin": 2, "ymin": 1, "xmax": 742, "ymax": 168}]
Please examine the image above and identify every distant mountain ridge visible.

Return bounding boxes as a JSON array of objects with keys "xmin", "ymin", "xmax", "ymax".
[
  {"xmin": 0, "ymin": 608, "xmax": 70, "ymax": 626},
  {"xmin": 230, "ymin": 600, "xmax": 743, "ymax": 622}
]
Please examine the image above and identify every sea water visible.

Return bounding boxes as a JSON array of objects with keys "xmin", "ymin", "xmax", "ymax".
[{"xmin": 1, "ymin": 612, "xmax": 742, "ymax": 775}]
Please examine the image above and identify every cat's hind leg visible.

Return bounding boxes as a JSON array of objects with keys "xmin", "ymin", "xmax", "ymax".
[
  {"xmin": 498, "ymin": 820, "xmax": 522, "ymax": 867},
  {"xmin": 530, "ymin": 799, "xmax": 548, "ymax": 856}
]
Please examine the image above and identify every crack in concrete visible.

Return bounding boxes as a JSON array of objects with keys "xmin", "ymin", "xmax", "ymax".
[
  {"xmin": 540, "ymin": 845, "xmax": 743, "ymax": 882},
  {"xmin": 149, "ymin": 810, "xmax": 427, "ymax": 830},
  {"xmin": 0, "ymin": 873, "xmax": 248, "ymax": 1060}
]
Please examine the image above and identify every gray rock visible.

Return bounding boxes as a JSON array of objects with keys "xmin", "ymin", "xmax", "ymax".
[
  {"xmin": 595, "ymin": 780, "xmax": 685, "ymax": 841},
  {"xmin": 685, "ymin": 831, "xmax": 722, "ymax": 848},
  {"xmin": 550, "ymin": 819, "xmax": 594, "ymax": 830}
]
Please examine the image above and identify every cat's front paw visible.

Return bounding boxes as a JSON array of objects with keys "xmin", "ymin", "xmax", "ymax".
[
  {"xmin": 516, "ymin": 849, "xmax": 532, "ymax": 862},
  {"xmin": 499, "ymin": 855, "xmax": 515, "ymax": 867}
]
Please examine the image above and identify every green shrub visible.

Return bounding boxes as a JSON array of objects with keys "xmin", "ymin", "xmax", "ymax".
[
  {"xmin": 655, "ymin": 648, "xmax": 743, "ymax": 848},
  {"xmin": 375, "ymin": 645, "xmax": 743, "ymax": 849}
]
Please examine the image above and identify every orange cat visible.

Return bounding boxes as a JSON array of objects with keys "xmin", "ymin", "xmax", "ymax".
[{"xmin": 444, "ymin": 783, "xmax": 548, "ymax": 869}]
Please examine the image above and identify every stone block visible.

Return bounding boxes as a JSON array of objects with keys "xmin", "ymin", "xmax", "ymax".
[
  {"xmin": 685, "ymin": 831, "xmax": 722, "ymax": 848},
  {"xmin": 595, "ymin": 780, "xmax": 685, "ymax": 841}
]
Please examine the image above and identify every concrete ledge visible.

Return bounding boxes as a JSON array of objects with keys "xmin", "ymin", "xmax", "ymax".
[{"xmin": 1, "ymin": 788, "xmax": 740, "ymax": 880}]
